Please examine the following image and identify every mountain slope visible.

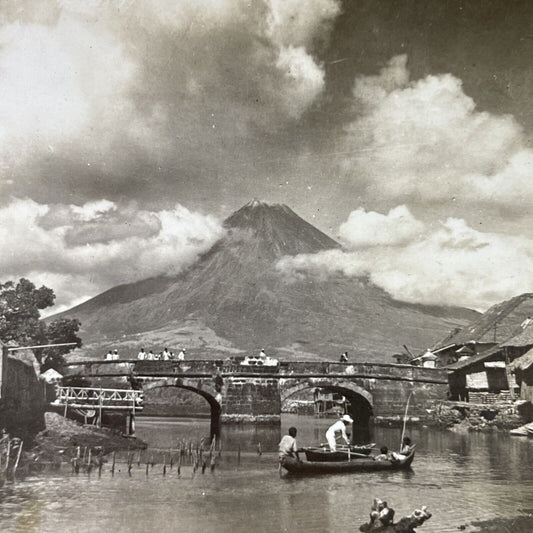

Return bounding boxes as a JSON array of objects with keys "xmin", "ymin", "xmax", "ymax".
[{"xmin": 56, "ymin": 200, "xmax": 479, "ymax": 360}]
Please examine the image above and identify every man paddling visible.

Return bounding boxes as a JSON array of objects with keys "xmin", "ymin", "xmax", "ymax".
[{"xmin": 325, "ymin": 414, "xmax": 353, "ymax": 451}]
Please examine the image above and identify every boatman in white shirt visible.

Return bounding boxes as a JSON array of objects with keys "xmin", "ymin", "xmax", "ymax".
[{"xmin": 325, "ymin": 414, "xmax": 353, "ymax": 451}]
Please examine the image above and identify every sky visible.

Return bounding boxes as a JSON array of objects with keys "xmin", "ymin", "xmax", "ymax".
[{"xmin": 1, "ymin": 0, "xmax": 533, "ymax": 313}]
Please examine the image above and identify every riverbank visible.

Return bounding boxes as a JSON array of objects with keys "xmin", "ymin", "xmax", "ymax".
[
  {"xmin": 428, "ymin": 400, "xmax": 533, "ymax": 432},
  {"xmin": 30, "ymin": 412, "xmax": 147, "ymax": 463}
]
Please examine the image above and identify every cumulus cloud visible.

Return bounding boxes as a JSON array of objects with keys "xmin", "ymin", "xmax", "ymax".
[
  {"xmin": 278, "ymin": 206, "xmax": 533, "ymax": 310},
  {"xmin": 0, "ymin": 0, "xmax": 341, "ymax": 201},
  {"xmin": 0, "ymin": 198, "xmax": 225, "ymax": 310},
  {"xmin": 342, "ymin": 54, "xmax": 532, "ymax": 206},
  {"xmin": 339, "ymin": 205, "xmax": 425, "ymax": 247}
]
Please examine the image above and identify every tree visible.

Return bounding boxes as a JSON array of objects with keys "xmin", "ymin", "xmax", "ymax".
[
  {"xmin": 0, "ymin": 278, "xmax": 82, "ymax": 371},
  {"xmin": 0, "ymin": 278, "xmax": 55, "ymax": 345},
  {"xmin": 41, "ymin": 318, "xmax": 82, "ymax": 372}
]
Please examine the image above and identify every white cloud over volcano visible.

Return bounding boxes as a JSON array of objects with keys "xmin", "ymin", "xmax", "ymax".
[
  {"xmin": 278, "ymin": 205, "xmax": 533, "ymax": 310},
  {"xmin": 0, "ymin": 198, "xmax": 225, "ymax": 312}
]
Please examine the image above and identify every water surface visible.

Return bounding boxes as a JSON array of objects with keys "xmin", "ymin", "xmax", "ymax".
[{"xmin": 0, "ymin": 415, "xmax": 532, "ymax": 533}]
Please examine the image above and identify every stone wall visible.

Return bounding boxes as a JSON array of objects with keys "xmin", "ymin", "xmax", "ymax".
[
  {"xmin": 0, "ymin": 344, "xmax": 45, "ymax": 440},
  {"xmin": 428, "ymin": 400, "xmax": 533, "ymax": 431},
  {"xmin": 222, "ymin": 376, "xmax": 281, "ymax": 423}
]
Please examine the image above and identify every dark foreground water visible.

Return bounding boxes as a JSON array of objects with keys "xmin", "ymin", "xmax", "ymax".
[{"xmin": 0, "ymin": 415, "xmax": 532, "ymax": 533}]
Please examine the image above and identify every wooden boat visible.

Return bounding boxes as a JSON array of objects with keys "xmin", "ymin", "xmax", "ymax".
[
  {"xmin": 303, "ymin": 443, "xmax": 375, "ymax": 462},
  {"xmin": 281, "ymin": 449, "xmax": 415, "ymax": 475}
]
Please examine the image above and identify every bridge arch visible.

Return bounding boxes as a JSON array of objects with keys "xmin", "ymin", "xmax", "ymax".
[
  {"xmin": 281, "ymin": 378, "xmax": 374, "ymax": 441},
  {"xmin": 140, "ymin": 378, "xmax": 221, "ymax": 440}
]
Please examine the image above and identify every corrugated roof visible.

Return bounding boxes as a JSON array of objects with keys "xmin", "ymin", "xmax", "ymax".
[
  {"xmin": 501, "ymin": 322, "xmax": 533, "ymax": 348},
  {"xmin": 435, "ymin": 293, "xmax": 533, "ymax": 347},
  {"xmin": 509, "ymin": 348, "xmax": 533, "ymax": 372},
  {"xmin": 446, "ymin": 346, "xmax": 503, "ymax": 371}
]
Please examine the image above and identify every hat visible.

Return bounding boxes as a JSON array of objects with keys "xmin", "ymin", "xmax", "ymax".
[{"xmin": 341, "ymin": 414, "xmax": 353, "ymax": 423}]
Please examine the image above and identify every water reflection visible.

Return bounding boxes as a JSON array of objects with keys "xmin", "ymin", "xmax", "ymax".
[{"xmin": 0, "ymin": 415, "xmax": 532, "ymax": 533}]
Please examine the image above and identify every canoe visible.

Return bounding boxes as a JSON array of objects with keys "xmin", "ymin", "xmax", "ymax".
[
  {"xmin": 303, "ymin": 443, "xmax": 375, "ymax": 462},
  {"xmin": 281, "ymin": 450, "xmax": 415, "ymax": 475}
]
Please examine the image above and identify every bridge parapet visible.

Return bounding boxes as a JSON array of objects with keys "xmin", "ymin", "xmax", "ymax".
[{"xmin": 62, "ymin": 359, "xmax": 448, "ymax": 383}]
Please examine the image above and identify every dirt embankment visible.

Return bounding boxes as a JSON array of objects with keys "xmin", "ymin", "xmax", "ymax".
[{"xmin": 30, "ymin": 412, "xmax": 146, "ymax": 463}]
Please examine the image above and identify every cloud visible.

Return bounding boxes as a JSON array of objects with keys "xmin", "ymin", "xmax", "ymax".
[
  {"xmin": 339, "ymin": 205, "xmax": 425, "ymax": 247},
  {"xmin": 278, "ymin": 206, "xmax": 533, "ymax": 310},
  {"xmin": 342, "ymin": 54, "xmax": 532, "ymax": 206},
  {"xmin": 0, "ymin": 0, "xmax": 341, "ymax": 201},
  {"xmin": 0, "ymin": 198, "xmax": 225, "ymax": 310}
]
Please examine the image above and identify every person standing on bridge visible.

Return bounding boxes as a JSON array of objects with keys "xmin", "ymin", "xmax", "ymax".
[
  {"xmin": 325, "ymin": 414, "xmax": 353, "ymax": 451},
  {"xmin": 177, "ymin": 349, "xmax": 186, "ymax": 361},
  {"xmin": 138, "ymin": 348, "xmax": 146, "ymax": 360}
]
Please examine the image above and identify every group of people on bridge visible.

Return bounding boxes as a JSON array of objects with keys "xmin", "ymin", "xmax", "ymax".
[
  {"xmin": 137, "ymin": 347, "xmax": 186, "ymax": 361},
  {"xmin": 104, "ymin": 347, "xmax": 187, "ymax": 361}
]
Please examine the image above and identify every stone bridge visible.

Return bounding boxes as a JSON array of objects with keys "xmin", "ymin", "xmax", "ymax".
[{"xmin": 62, "ymin": 359, "xmax": 448, "ymax": 438}]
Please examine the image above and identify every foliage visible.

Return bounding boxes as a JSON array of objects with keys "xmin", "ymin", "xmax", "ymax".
[
  {"xmin": 0, "ymin": 278, "xmax": 82, "ymax": 371},
  {"xmin": 0, "ymin": 278, "xmax": 54, "ymax": 345},
  {"xmin": 41, "ymin": 318, "xmax": 82, "ymax": 372}
]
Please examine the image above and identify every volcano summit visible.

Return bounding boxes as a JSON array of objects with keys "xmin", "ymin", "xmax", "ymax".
[{"xmin": 56, "ymin": 201, "xmax": 478, "ymax": 361}]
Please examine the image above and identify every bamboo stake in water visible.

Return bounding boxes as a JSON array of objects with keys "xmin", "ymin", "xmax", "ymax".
[
  {"xmin": 237, "ymin": 443, "xmax": 241, "ymax": 465},
  {"xmin": 12, "ymin": 440, "xmax": 23, "ymax": 482},
  {"xmin": 111, "ymin": 452, "xmax": 116, "ymax": 476}
]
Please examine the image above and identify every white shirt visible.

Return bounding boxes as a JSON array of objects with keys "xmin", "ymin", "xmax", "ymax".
[
  {"xmin": 138, "ymin": 351, "xmax": 145, "ymax": 360},
  {"xmin": 325, "ymin": 420, "xmax": 349, "ymax": 444},
  {"xmin": 278, "ymin": 435, "xmax": 298, "ymax": 458},
  {"xmin": 177, "ymin": 351, "xmax": 185, "ymax": 361}
]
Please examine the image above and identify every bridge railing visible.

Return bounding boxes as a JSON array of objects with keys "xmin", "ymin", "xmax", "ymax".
[
  {"xmin": 60, "ymin": 359, "xmax": 448, "ymax": 383},
  {"xmin": 53, "ymin": 386, "xmax": 144, "ymax": 410}
]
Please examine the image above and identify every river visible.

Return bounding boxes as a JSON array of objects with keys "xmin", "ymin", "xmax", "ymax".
[{"xmin": 0, "ymin": 415, "xmax": 532, "ymax": 532}]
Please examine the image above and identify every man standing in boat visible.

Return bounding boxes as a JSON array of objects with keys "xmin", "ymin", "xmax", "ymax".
[{"xmin": 325, "ymin": 414, "xmax": 353, "ymax": 451}]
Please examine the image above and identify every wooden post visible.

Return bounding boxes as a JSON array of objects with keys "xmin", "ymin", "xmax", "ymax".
[
  {"xmin": 63, "ymin": 387, "xmax": 69, "ymax": 418},
  {"xmin": 111, "ymin": 452, "xmax": 116, "ymax": 476},
  {"xmin": 12, "ymin": 440, "xmax": 23, "ymax": 482},
  {"xmin": 98, "ymin": 388, "xmax": 103, "ymax": 428}
]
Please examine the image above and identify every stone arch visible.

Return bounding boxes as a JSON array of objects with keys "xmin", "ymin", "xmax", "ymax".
[
  {"xmin": 139, "ymin": 377, "xmax": 221, "ymax": 440},
  {"xmin": 281, "ymin": 378, "xmax": 373, "ymax": 407},
  {"xmin": 281, "ymin": 378, "xmax": 374, "ymax": 440}
]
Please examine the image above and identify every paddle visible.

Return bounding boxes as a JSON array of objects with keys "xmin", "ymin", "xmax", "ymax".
[{"xmin": 400, "ymin": 391, "xmax": 414, "ymax": 450}]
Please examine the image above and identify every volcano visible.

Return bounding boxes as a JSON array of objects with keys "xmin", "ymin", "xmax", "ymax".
[{"xmin": 56, "ymin": 200, "xmax": 479, "ymax": 361}]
